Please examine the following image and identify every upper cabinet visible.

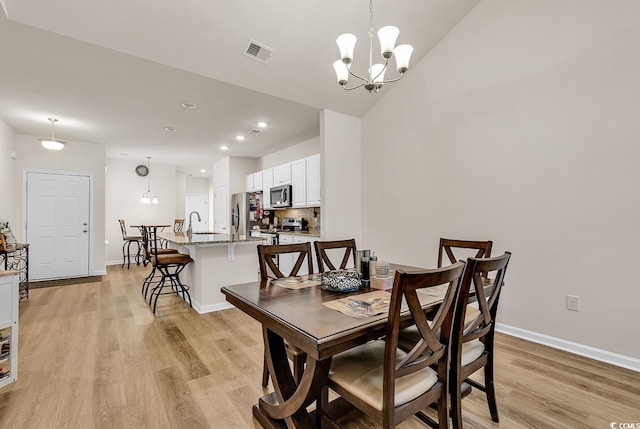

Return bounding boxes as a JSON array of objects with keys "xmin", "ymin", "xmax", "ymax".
[
  {"xmin": 305, "ymin": 154, "xmax": 321, "ymax": 206},
  {"xmin": 273, "ymin": 163, "xmax": 292, "ymax": 186},
  {"xmin": 245, "ymin": 154, "xmax": 320, "ymax": 208},
  {"xmin": 262, "ymin": 168, "xmax": 274, "ymax": 209},
  {"xmin": 245, "ymin": 172, "xmax": 263, "ymax": 192},
  {"xmin": 291, "ymin": 154, "xmax": 321, "ymax": 208},
  {"xmin": 291, "ymin": 159, "xmax": 306, "ymax": 207}
]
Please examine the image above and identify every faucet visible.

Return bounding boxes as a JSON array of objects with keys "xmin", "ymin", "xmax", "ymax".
[{"xmin": 187, "ymin": 210, "xmax": 201, "ymax": 238}]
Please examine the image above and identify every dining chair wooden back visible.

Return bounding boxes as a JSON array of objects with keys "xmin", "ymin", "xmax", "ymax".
[
  {"xmin": 173, "ymin": 219, "xmax": 185, "ymax": 233},
  {"xmin": 314, "ymin": 239, "xmax": 357, "ymax": 272},
  {"xmin": 449, "ymin": 252, "xmax": 511, "ymax": 429},
  {"xmin": 256, "ymin": 242, "xmax": 314, "ymax": 387},
  {"xmin": 438, "ymin": 238, "xmax": 493, "ymax": 267},
  {"xmin": 257, "ymin": 243, "xmax": 314, "ymax": 281},
  {"xmin": 325, "ymin": 261, "xmax": 466, "ymax": 428}
]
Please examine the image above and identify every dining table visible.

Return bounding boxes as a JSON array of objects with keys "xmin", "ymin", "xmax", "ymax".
[{"xmin": 221, "ymin": 263, "xmax": 442, "ymax": 429}]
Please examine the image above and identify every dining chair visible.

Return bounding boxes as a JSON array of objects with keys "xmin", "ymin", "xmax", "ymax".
[
  {"xmin": 118, "ymin": 220, "xmax": 143, "ymax": 269},
  {"xmin": 257, "ymin": 242, "xmax": 314, "ymax": 387},
  {"xmin": 314, "ymin": 239, "xmax": 357, "ymax": 272},
  {"xmin": 449, "ymin": 252, "xmax": 511, "ymax": 429},
  {"xmin": 323, "ymin": 262, "xmax": 466, "ymax": 428},
  {"xmin": 438, "ymin": 238, "xmax": 493, "ymax": 268},
  {"xmin": 173, "ymin": 219, "xmax": 185, "ymax": 233},
  {"xmin": 146, "ymin": 226, "xmax": 194, "ymax": 314},
  {"xmin": 140, "ymin": 226, "xmax": 178, "ymax": 298}
]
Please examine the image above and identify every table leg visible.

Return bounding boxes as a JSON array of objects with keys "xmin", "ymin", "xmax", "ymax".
[{"xmin": 254, "ymin": 327, "xmax": 331, "ymax": 429}]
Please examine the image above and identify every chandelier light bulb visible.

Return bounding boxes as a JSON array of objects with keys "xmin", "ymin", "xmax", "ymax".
[
  {"xmin": 336, "ymin": 33, "xmax": 357, "ymax": 64},
  {"xmin": 369, "ymin": 63, "xmax": 386, "ymax": 85},
  {"xmin": 377, "ymin": 26, "xmax": 399, "ymax": 59},
  {"xmin": 40, "ymin": 118, "xmax": 66, "ymax": 151},
  {"xmin": 394, "ymin": 44, "xmax": 414, "ymax": 73},
  {"xmin": 333, "ymin": 60, "xmax": 349, "ymax": 86}
]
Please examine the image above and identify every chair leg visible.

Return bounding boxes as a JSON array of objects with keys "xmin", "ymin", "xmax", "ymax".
[
  {"xmin": 484, "ymin": 354, "xmax": 499, "ymax": 422},
  {"xmin": 450, "ymin": 365, "xmax": 464, "ymax": 429},
  {"xmin": 126, "ymin": 240, "xmax": 133, "ymax": 269},
  {"xmin": 262, "ymin": 354, "xmax": 270, "ymax": 388},
  {"xmin": 121, "ymin": 242, "xmax": 127, "ymax": 268}
]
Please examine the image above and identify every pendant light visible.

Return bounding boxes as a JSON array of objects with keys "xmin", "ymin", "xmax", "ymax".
[
  {"xmin": 140, "ymin": 157, "xmax": 159, "ymax": 204},
  {"xmin": 39, "ymin": 118, "xmax": 66, "ymax": 151}
]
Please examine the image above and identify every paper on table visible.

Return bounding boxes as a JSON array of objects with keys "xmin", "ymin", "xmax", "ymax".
[
  {"xmin": 272, "ymin": 275, "xmax": 321, "ymax": 290},
  {"xmin": 416, "ymin": 284, "xmax": 449, "ymax": 306},
  {"xmin": 323, "ymin": 290, "xmax": 397, "ymax": 319}
]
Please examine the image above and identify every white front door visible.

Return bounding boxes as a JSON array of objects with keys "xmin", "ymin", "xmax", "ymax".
[
  {"xmin": 214, "ymin": 184, "xmax": 228, "ymax": 233},
  {"xmin": 185, "ymin": 194, "xmax": 209, "ymax": 232},
  {"xmin": 26, "ymin": 172, "xmax": 90, "ymax": 280}
]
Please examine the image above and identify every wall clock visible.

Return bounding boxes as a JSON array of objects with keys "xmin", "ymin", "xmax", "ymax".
[{"xmin": 135, "ymin": 165, "xmax": 149, "ymax": 177}]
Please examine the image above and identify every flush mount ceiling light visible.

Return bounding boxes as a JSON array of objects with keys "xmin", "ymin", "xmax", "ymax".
[
  {"xmin": 39, "ymin": 118, "xmax": 66, "ymax": 150},
  {"xmin": 200, "ymin": 169, "xmax": 207, "ymax": 173},
  {"xmin": 180, "ymin": 102, "xmax": 197, "ymax": 109},
  {"xmin": 257, "ymin": 121, "xmax": 268, "ymax": 128},
  {"xmin": 140, "ymin": 156, "xmax": 158, "ymax": 204},
  {"xmin": 164, "ymin": 126, "xmax": 178, "ymax": 132},
  {"xmin": 333, "ymin": 0, "xmax": 413, "ymax": 93},
  {"xmin": 220, "ymin": 145, "xmax": 229, "ymax": 151}
]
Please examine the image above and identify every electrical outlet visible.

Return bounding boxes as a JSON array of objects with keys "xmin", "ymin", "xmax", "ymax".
[{"xmin": 566, "ymin": 295, "xmax": 580, "ymax": 312}]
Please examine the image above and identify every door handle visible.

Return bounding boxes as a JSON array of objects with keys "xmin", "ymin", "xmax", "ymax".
[{"xmin": 83, "ymin": 229, "xmax": 88, "ymax": 233}]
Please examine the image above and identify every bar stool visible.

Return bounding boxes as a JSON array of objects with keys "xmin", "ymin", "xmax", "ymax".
[
  {"xmin": 146, "ymin": 226, "xmax": 193, "ymax": 313},
  {"xmin": 118, "ymin": 220, "xmax": 142, "ymax": 269},
  {"xmin": 140, "ymin": 226, "xmax": 179, "ymax": 299}
]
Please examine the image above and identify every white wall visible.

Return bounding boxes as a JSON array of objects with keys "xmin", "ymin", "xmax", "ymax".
[
  {"xmin": 229, "ymin": 157, "xmax": 257, "ymax": 195},
  {"xmin": 321, "ymin": 110, "xmax": 362, "ymax": 243},
  {"xmin": 105, "ymin": 158, "xmax": 176, "ymax": 264},
  {"xmin": 186, "ymin": 176, "xmax": 209, "ymax": 194},
  {"xmin": 176, "ymin": 171, "xmax": 187, "ymax": 219},
  {"xmin": 14, "ymin": 134, "xmax": 106, "ymax": 276},
  {"xmin": 362, "ymin": 0, "xmax": 640, "ymax": 360},
  {"xmin": 0, "ymin": 118, "xmax": 16, "ymax": 228},
  {"xmin": 259, "ymin": 137, "xmax": 321, "ymax": 170}
]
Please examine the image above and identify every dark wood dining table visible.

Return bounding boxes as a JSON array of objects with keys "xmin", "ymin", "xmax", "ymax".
[{"xmin": 221, "ymin": 263, "xmax": 436, "ymax": 429}]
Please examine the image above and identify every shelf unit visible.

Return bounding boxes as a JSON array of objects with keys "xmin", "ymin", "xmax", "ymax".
[{"xmin": 0, "ymin": 272, "xmax": 18, "ymax": 388}]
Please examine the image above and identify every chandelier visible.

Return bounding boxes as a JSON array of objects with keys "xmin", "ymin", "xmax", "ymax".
[
  {"xmin": 140, "ymin": 157, "xmax": 158, "ymax": 204},
  {"xmin": 39, "ymin": 118, "xmax": 66, "ymax": 151},
  {"xmin": 333, "ymin": 0, "xmax": 414, "ymax": 93}
]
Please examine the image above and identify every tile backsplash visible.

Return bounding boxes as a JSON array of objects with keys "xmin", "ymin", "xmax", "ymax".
[{"xmin": 268, "ymin": 207, "xmax": 321, "ymax": 233}]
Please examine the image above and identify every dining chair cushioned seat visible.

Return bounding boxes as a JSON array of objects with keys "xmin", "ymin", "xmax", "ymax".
[
  {"xmin": 461, "ymin": 339, "xmax": 485, "ymax": 367},
  {"xmin": 398, "ymin": 304, "xmax": 481, "ymax": 351},
  {"xmin": 150, "ymin": 248, "xmax": 179, "ymax": 255},
  {"xmin": 328, "ymin": 340, "xmax": 439, "ymax": 412},
  {"xmin": 124, "ymin": 235, "xmax": 143, "ymax": 241}
]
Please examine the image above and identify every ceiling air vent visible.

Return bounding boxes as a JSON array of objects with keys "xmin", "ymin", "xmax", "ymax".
[
  {"xmin": 248, "ymin": 128, "xmax": 263, "ymax": 135},
  {"xmin": 242, "ymin": 39, "xmax": 274, "ymax": 64}
]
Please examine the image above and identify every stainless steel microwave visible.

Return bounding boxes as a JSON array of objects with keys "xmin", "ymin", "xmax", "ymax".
[{"xmin": 270, "ymin": 184, "xmax": 291, "ymax": 208}]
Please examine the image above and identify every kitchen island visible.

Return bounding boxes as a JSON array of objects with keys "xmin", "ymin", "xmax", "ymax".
[{"xmin": 158, "ymin": 232, "xmax": 265, "ymax": 313}]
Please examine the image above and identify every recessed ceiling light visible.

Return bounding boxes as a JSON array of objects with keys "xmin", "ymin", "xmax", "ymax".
[
  {"xmin": 164, "ymin": 126, "xmax": 178, "ymax": 132},
  {"xmin": 121, "ymin": 153, "xmax": 128, "ymax": 157},
  {"xmin": 220, "ymin": 145, "xmax": 229, "ymax": 151},
  {"xmin": 257, "ymin": 121, "xmax": 267, "ymax": 128},
  {"xmin": 235, "ymin": 135, "xmax": 245, "ymax": 141},
  {"xmin": 200, "ymin": 169, "xmax": 207, "ymax": 173},
  {"xmin": 181, "ymin": 102, "xmax": 197, "ymax": 109}
]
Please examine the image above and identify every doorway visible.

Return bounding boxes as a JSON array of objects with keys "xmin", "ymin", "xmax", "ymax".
[
  {"xmin": 26, "ymin": 172, "xmax": 90, "ymax": 280},
  {"xmin": 185, "ymin": 194, "xmax": 209, "ymax": 232}
]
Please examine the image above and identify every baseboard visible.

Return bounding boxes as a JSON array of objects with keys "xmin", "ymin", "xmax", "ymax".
[
  {"xmin": 191, "ymin": 299, "xmax": 234, "ymax": 314},
  {"xmin": 496, "ymin": 323, "xmax": 640, "ymax": 373},
  {"xmin": 105, "ymin": 260, "xmax": 124, "ymax": 266}
]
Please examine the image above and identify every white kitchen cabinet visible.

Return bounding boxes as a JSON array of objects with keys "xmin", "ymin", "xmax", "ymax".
[
  {"xmin": 245, "ymin": 172, "xmax": 263, "ymax": 192},
  {"xmin": 273, "ymin": 163, "xmax": 291, "ymax": 186},
  {"xmin": 291, "ymin": 159, "xmax": 306, "ymax": 207},
  {"xmin": 0, "ymin": 273, "xmax": 18, "ymax": 388},
  {"xmin": 262, "ymin": 168, "xmax": 273, "ymax": 209},
  {"xmin": 293, "ymin": 235, "xmax": 318, "ymax": 276},
  {"xmin": 305, "ymin": 154, "xmax": 321, "ymax": 206},
  {"xmin": 277, "ymin": 234, "xmax": 294, "ymax": 276}
]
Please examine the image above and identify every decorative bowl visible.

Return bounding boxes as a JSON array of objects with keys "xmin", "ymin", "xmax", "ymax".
[{"xmin": 321, "ymin": 270, "xmax": 361, "ymax": 292}]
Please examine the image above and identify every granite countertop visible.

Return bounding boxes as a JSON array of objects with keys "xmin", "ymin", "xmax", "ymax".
[{"xmin": 158, "ymin": 231, "xmax": 265, "ymax": 245}]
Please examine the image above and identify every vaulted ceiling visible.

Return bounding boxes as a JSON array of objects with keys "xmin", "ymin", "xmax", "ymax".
[{"xmin": 0, "ymin": 0, "xmax": 479, "ymax": 174}]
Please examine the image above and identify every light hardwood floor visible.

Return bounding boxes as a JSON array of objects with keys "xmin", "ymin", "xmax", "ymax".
[{"xmin": 0, "ymin": 265, "xmax": 638, "ymax": 428}]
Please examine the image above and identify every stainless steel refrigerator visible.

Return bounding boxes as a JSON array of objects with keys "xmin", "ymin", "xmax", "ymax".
[{"xmin": 231, "ymin": 192, "xmax": 269, "ymax": 235}]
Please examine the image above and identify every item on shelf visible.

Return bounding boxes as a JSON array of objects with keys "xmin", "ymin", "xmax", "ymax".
[{"xmin": 0, "ymin": 233, "xmax": 5, "ymax": 252}]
